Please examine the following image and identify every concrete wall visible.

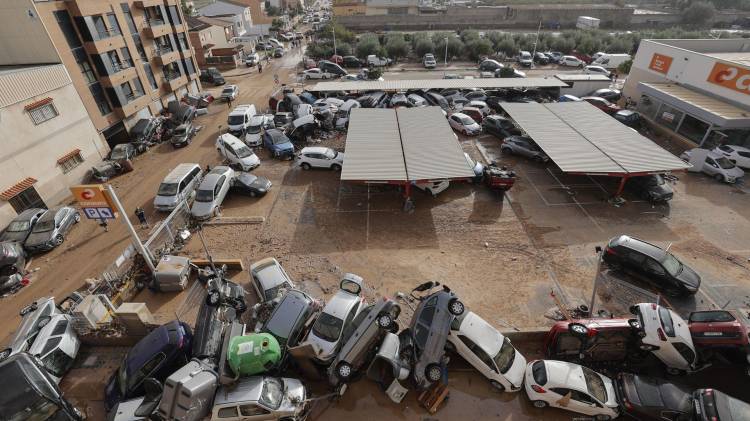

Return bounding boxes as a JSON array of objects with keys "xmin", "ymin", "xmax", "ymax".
[
  {"xmin": 0, "ymin": 0, "xmax": 60, "ymax": 65},
  {"xmin": 338, "ymin": 5, "xmax": 634, "ymax": 30},
  {"xmin": 0, "ymin": 68, "xmax": 108, "ymax": 227}
]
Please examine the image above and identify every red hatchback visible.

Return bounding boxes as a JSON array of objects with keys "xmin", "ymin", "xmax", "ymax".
[
  {"xmin": 544, "ymin": 317, "xmax": 641, "ymax": 363},
  {"xmin": 689, "ymin": 310, "xmax": 750, "ymax": 354},
  {"xmin": 582, "ymin": 96, "xmax": 621, "ymax": 115}
]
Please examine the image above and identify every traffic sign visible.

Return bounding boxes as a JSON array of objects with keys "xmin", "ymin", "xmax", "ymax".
[{"xmin": 83, "ymin": 207, "xmax": 116, "ymax": 220}]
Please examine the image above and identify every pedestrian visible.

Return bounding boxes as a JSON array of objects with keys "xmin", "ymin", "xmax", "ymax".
[
  {"xmin": 227, "ymin": 98, "xmax": 232, "ymax": 109},
  {"xmin": 99, "ymin": 218, "xmax": 109, "ymax": 232},
  {"xmin": 206, "ymin": 164, "xmax": 211, "ymax": 173},
  {"xmin": 258, "ymin": 62, "xmax": 263, "ymax": 73},
  {"xmin": 135, "ymin": 207, "xmax": 149, "ymax": 229}
]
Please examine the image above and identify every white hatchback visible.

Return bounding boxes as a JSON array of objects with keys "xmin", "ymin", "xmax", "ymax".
[
  {"xmin": 584, "ymin": 65, "xmax": 611, "ymax": 77},
  {"xmin": 296, "ymin": 147, "xmax": 344, "ymax": 171},
  {"xmin": 303, "ymin": 68, "xmax": 333, "ymax": 80},
  {"xmin": 447, "ymin": 311, "xmax": 526, "ymax": 391},
  {"xmin": 524, "ymin": 360, "xmax": 620, "ymax": 420},
  {"xmin": 714, "ymin": 144, "xmax": 750, "ymax": 169},
  {"xmin": 560, "ymin": 55, "xmax": 585, "ymax": 67},
  {"xmin": 630, "ymin": 302, "xmax": 698, "ymax": 374},
  {"xmin": 448, "ymin": 113, "xmax": 481, "ymax": 135}
]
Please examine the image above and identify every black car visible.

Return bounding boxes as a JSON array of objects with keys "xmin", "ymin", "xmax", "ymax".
[
  {"xmin": 693, "ymin": 388, "xmax": 750, "ymax": 421},
  {"xmin": 486, "ymin": 96, "xmax": 506, "ymax": 113},
  {"xmin": 592, "ymin": 88, "xmax": 622, "ymax": 102},
  {"xmin": 389, "ymin": 93, "xmax": 409, "ymax": 108},
  {"xmin": 199, "ymin": 68, "xmax": 225, "ymax": 85},
  {"xmin": 342, "ymin": 56, "xmax": 362, "ymax": 68},
  {"xmin": 482, "ymin": 115, "xmax": 519, "ymax": 139},
  {"xmin": 464, "ymin": 90, "xmax": 487, "ymax": 102},
  {"xmin": 614, "ymin": 110, "xmax": 641, "ymax": 128},
  {"xmin": 318, "ymin": 60, "xmax": 347, "ymax": 76},
  {"xmin": 602, "ymin": 235, "xmax": 701, "ymax": 296},
  {"xmin": 423, "ymin": 92, "xmax": 449, "ymax": 110},
  {"xmin": 261, "ymin": 289, "xmax": 320, "ymax": 370},
  {"xmin": 479, "ymin": 59, "xmax": 503, "ymax": 72},
  {"xmin": 358, "ymin": 91, "xmax": 388, "ymax": 108},
  {"xmin": 231, "ymin": 173, "xmax": 272, "ymax": 197},
  {"xmin": 274, "ymin": 112, "xmax": 294, "ymax": 127},
  {"xmin": 533, "ymin": 52, "xmax": 550, "ymax": 65},
  {"xmin": 0, "ymin": 242, "xmax": 26, "ymax": 294},
  {"xmin": 397, "ymin": 281, "xmax": 464, "ymax": 389},
  {"xmin": 0, "ymin": 208, "xmax": 47, "ymax": 244},
  {"xmin": 615, "ymin": 373, "xmax": 694, "ymax": 421},
  {"xmin": 626, "ymin": 174, "xmax": 673, "ymax": 202}
]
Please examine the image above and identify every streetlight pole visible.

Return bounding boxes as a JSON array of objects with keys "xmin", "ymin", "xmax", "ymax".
[
  {"xmin": 443, "ymin": 36, "xmax": 448, "ymax": 77},
  {"xmin": 332, "ymin": 24, "xmax": 337, "ymax": 56}
]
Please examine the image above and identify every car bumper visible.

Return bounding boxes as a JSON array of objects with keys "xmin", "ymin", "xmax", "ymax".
[
  {"xmin": 171, "ymin": 140, "xmax": 189, "ymax": 147},
  {"xmin": 25, "ymin": 242, "xmax": 55, "ymax": 253}
]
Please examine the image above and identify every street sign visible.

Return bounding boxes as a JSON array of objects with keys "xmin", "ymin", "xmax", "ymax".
[
  {"xmin": 70, "ymin": 185, "xmax": 116, "ymax": 208},
  {"xmin": 83, "ymin": 207, "xmax": 116, "ymax": 219}
]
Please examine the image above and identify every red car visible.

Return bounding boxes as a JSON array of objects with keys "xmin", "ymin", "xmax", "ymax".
[
  {"xmin": 688, "ymin": 310, "xmax": 750, "ymax": 354},
  {"xmin": 461, "ymin": 107, "xmax": 484, "ymax": 124},
  {"xmin": 582, "ymin": 96, "xmax": 621, "ymax": 115},
  {"xmin": 302, "ymin": 58, "xmax": 317, "ymax": 70},
  {"xmin": 570, "ymin": 51, "xmax": 593, "ymax": 64},
  {"xmin": 544, "ymin": 317, "xmax": 642, "ymax": 363}
]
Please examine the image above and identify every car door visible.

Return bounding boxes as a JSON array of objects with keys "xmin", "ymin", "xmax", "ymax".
[
  {"xmin": 237, "ymin": 403, "xmax": 272, "ymax": 419},
  {"xmin": 622, "ymin": 249, "xmax": 646, "ymax": 274},
  {"xmin": 569, "ymin": 389, "xmax": 603, "ymax": 416},
  {"xmin": 455, "ymin": 334, "xmax": 498, "ymax": 380},
  {"xmin": 549, "ymin": 387, "xmax": 574, "ymax": 410},
  {"xmin": 643, "ymin": 257, "xmax": 669, "ymax": 287},
  {"xmin": 517, "ymin": 140, "xmax": 534, "ymax": 158}
]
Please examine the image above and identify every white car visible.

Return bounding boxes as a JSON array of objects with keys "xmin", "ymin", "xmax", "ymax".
[
  {"xmin": 584, "ymin": 65, "xmax": 611, "ymax": 77},
  {"xmin": 560, "ymin": 55, "xmax": 585, "ymax": 67},
  {"xmin": 296, "ymin": 146, "xmax": 344, "ymax": 170},
  {"xmin": 191, "ymin": 166, "xmax": 235, "ymax": 220},
  {"xmin": 220, "ymin": 84, "xmax": 239, "ymax": 101},
  {"xmin": 423, "ymin": 53, "xmax": 437, "ymax": 69},
  {"xmin": 447, "ymin": 311, "xmax": 526, "ymax": 391},
  {"xmin": 630, "ymin": 303, "xmax": 698, "ymax": 375},
  {"xmin": 216, "ymin": 133, "xmax": 261, "ymax": 171},
  {"xmin": 244, "ymin": 115, "xmax": 268, "ymax": 147},
  {"xmin": 448, "ymin": 113, "xmax": 481, "ymax": 135},
  {"xmin": 305, "ymin": 274, "xmax": 366, "ymax": 362},
  {"xmin": 524, "ymin": 360, "xmax": 620, "ymax": 420},
  {"xmin": 467, "ymin": 100, "xmax": 490, "ymax": 115},
  {"xmin": 414, "ymin": 180, "xmax": 449, "ymax": 197},
  {"xmin": 313, "ymin": 97, "xmax": 344, "ymax": 113},
  {"xmin": 680, "ymin": 148, "xmax": 744, "ymax": 183},
  {"xmin": 713, "ymin": 144, "xmax": 750, "ymax": 169},
  {"xmin": 303, "ymin": 68, "xmax": 333, "ymax": 80},
  {"xmin": 342, "ymin": 74, "xmax": 359, "ymax": 81}
]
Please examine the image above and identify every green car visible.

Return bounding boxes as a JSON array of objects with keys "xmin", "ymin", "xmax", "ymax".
[{"xmin": 227, "ymin": 333, "xmax": 281, "ymax": 376}]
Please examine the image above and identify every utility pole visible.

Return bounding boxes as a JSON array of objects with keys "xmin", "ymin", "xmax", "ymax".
[
  {"xmin": 105, "ymin": 184, "xmax": 156, "ymax": 273},
  {"xmin": 443, "ymin": 36, "xmax": 448, "ymax": 77},
  {"xmin": 332, "ymin": 24, "xmax": 337, "ymax": 56},
  {"xmin": 531, "ymin": 20, "xmax": 542, "ymax": 69}
]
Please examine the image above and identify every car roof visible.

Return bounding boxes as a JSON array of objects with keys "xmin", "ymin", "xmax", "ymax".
[
  {"xmin": 456, "ymin": 312, "xmax": 505, "ymax": 356},
  {"xmin": 543, "ymin": 360, "xmax": 588, "ymax": 391},
  {"xmin": 264, "ymin": 290, "xmax": 313, "ymax": 338},
  {"xmin": 452, "ymin": 112, "xmax": 469, "ymax": 119},
  {"xmin": 219, "ymin": 133, "xmax": 244, "ymax": 146},
  {"xmin": 125, "ymin": 321, "xmax": 183, "ymax": 376},
  {"xmin": 199, "ymin": 167, "xmax": 231, "ymax": 189},
  {"xmin": 13, "ymin": 208, "xmax": 46, "ymax": 222},
  {"xmin": 610, "ymin": 235, "xmax": 666, "ymax": 259},
  {"xmin": 163, "ymin": 163, "xmax": 200, "ymax": 183},
  {"xmin": 301, "ymin": 146, "xmax": 330, "ymax": 154},
  {"xmin": 214, "ymin": 376, "xmax": 263, "ymax": 405},
  {"xmin": 321, "ymin": 290, "xmax": 360, "ymax": 319},
  {"xmin": 250, "ymin": 257, "xmax": 291, "ymax": 290}
]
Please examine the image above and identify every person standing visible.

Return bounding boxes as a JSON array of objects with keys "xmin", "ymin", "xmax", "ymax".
[
  {"xmin": 258, "ymin": 62, "xmax": 263, "ymax": 73},
  {"xmin": 135, "ymin": 207, "xmax": 149, "ymax": 229},
  {"xmin": 99, "ymin": 218, "xmax": 109, "ymax": 232}
]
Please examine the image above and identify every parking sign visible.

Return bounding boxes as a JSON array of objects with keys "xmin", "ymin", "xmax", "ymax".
[{"xmin": 83, "ymin": 207, "xmax": 116, "ymax": 219}]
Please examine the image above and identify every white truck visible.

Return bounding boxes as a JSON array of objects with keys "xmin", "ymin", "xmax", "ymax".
[
  {"xmin": 592, "ymin": 53, "xmax": 632, "ymax": 70},
  {"xmin": 576, "ymin": 16, "xmax": 600, "ymax": 30},
  {"xmin": 367, "ymin": 55, "xmax": 392, "ymax": 67}
]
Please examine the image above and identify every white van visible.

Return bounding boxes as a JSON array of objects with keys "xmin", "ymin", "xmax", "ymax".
[
  {"xmin": 154, "ymin": 163, "xmax": 203, "ymax": 212},
  {"xmin": 216, "ymin": 133, "xmax": 261, "ymax": 171},
  {"xmin": 28, "ymin": 313, "xmax": 80, "ymax": 383},
  {"xmin": 227, "ymin": 104, "xmax": 257, "ymax": 137},
  {"xmin": 592, "ymin": 53, "xmax": 631, "ymax": 69},
  {"xmin": 267, "ymin": 38, "xmax": 284, "ymax": 49}
]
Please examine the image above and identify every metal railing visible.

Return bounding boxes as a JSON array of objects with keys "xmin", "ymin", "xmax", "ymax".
[
  {"xmin": 154, "ymin": 45, "xmax": 174, "ymax": 56},
  {"xmin": 95, "ymin": 28, "xmax": 121, "ymax": 39},
  {"xmin": 163, "ymin": 71, "xmax": 181, "ymax": 81},
  {"xmin": 143, "ymin": 200, "xmax": 192, "ymax": 259}
]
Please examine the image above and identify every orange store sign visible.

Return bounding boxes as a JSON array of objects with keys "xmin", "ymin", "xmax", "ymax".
[
  {"xmin": 707, "ymin": 62, "xmax": 750, "ymax": 95},
  {"xmin": 649, "ymin": 53, "xmax": 673, "ymax": 74}
]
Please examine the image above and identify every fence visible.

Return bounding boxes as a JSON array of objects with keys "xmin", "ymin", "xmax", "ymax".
[{"xmin": 144, "ymin": 200, "xmax": 193, "ymax": 260}]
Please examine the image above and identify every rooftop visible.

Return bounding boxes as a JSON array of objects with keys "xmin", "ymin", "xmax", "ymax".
[
  {"xmin": 639, "ymin": 82, "xmax": 750, "ymax": 127},
  {"xmin": 647, "ymin": 39, "xmax": 750, "ymax": 68}
]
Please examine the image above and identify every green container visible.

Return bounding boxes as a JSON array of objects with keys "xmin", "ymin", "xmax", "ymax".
[{"xmin": 227, "ymin": 333, "xmax": 281, "ymax": 376}]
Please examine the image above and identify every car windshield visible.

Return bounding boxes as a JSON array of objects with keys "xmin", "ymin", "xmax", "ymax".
[
  {"xmin": 228, "ymin": 115, "xmax": 244, "ymax": 125},
  {"xmin": 235, "ymin": 145, "xmax": 254, "ymax": 158},
  {"xmin": 582, "ymin": 366, "xmax": 607, "ymax": 402},
  {"xmin": 6, "ymin": 221, "xmax": 30, "ymax": 232},
  {"xmin": 248, "ymin": 124, "xmax": 262, "ymax": 134},
  {"xmin": 174, "ymin": 127, "xmax": 187, "ymax": 136},
  {"xmin": 110, "ymin": 147, "xmax": 127, "ymax": 160},
  {"xmin": 158, "ymin": 183, "xmax": 179, "ymax": 196},
  {"xmin": 259, "ymin": 377, "xmax": 284, "ymax": 409},
  {"xmin": 195, "ymin": 189, "xmax": 214, "ymax": 202},
  {"xmin": 690, "ymin": 311, "xmax": 735, "ymax": 323},
  {"xmin": 715, "ymin": 157, "xmax": 736, "ymax": 169},
  {"xmin": 32, "ymin": 219, "xmax": 54, "ymax": 233},
  {"xmin": 325, "ymin": 149, "xmax": 337, "ymax": 159},
  {"xmin": 658, "ymin": 306, "xmax": 676, "ymax": 337},
  {"xmin": 222, "ymin": 88, "xmax": 234, "ymax": 95},
  {"xmin": 661, "ymin": 253, "xmax": 683, "ymax": 276},
  {"xmin": 272, "ymin": 134, "xmax": 288, "ymax": 145},
  {"xmin": 459, "ymin": 116, "xmax": 474, "ymax": 125},
  {"xmin": 311, "ymin": 312, "xmax": 344, "ymax": 342},
  {"xmin": 493, "ymin": 337, "xmax": 516, "ymax": 374}
]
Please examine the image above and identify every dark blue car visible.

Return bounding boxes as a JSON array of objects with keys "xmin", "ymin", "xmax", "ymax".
[
  {"xmin": 104, "ymin": 320, "xmax": 192, "ymax": 411},
  {"xmin": 263, "ymin": 128, "xmax": 295, "ymax": 159}
]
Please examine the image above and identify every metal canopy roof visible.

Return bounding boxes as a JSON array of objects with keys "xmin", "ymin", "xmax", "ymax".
[
  {"xmin": 502, "ymin": 102, "xmax": 691, "ymax": 175},
  {"xmin": 340, "ymin": 108, "xmax": 407, "ymax": 181},
  {"xmin": 639, "ymin": 82, "xmax": 750, "ymax": 128},
  {"xmin": 308, "ymin": 77, "xmax": 568, "ymax": 92},
  {"xmin": 341, "ymin": 107, "xmax": 475, "ymax": 182}
]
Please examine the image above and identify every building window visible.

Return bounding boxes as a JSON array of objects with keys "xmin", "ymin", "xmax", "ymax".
[
  {"xmin": 182, "ymin": 58, "xmax": 196, "ymax": 75},
  {"xmin": 107, "ymin": 50, "xmax": 124, "ymax": 73},
  {"xmin": 163, "ymin": 62, "xmax": 182, "ymax": 80},
  {"xmin": 132, "ymin": 77, "xmax": 145, "ymax": 97},
  {"xmin": 677, "ymin": 114, "xmax": 710, "ymax": 144},
  {"xmin": 132, "ymin": 34, "xmax": 147, "ymax": 60},
  {"xmin": 121, "ymin": 81, "xmax": 135, "ymax": 102},
  {"xmin": 167, "ymin": 5, "xmax": 182, "ymax": 26},
  {"xmin": 655, "ymin": 103, "xmax": 683, "ymax": 132},
  {"xmin": 28, "ymin": 103, "xmax": 58, "ymax": 125},
  {"xmin": 9, "ymin": 187, "xmax": 46, "ymax": 214},
  {"xmin": 58, "ymin": 150, "xmax": 85, "ymax": 174},
  {"xmin": 106, "ymin": 13, "xmax": 122, "ymax": 36},
  {"xmin": 121, "ymin": 3, "xmax": 137, "ymax": 34},
  {"xmin": 89, "ymin": 82, "xmax": 112, "ymax": 115},
  {"xmin": 92, "ymin": 15, "xmax": 108, "ymax": 38},
  {"xmin": 120, "ymin": 47, "xmax": 134, "ymax": 68},
  {"xmin": 74, "ymin": 16, "xmax": 93, "ymax": 42},
  {"xmin": 73, "ymin": 48, "xmax": 97, "ymax": 83},
  {"xmin": 143, "ymin": 64, "xmax": 158, "ymax": 90},
  {"xmin": 177, "ymin": 33, "xmax": 189, "ymax": 51},
  {"xmin": 53, "ymin": 10, "xmax": 82, "ymax": 48}
]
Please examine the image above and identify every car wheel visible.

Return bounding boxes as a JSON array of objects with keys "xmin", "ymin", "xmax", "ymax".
[
  {"xmin": 568, "ymin": 322, "xmax": 588, "ymax": 337},
  {"xmin": 532, "ymin": 400, "xmax": 548, "ymax": 409},
  {"xmin": 74, "ymin": 213, "xmax": 81, "ymax": 223},
  {"xmin": 595, "ymin": 415, "xmax": 611, "ymax": 421},
  {"xmin": 206, "ymin": 291, "xmax": 221, "ymax": 306},
  {"xmin": 305, "ymin": 75, "xmax": 310, "ymax": 80},
  {"xmin": 331, "ymin": 164, "xmax": 341, "ymax": 171},
  {"xmin": 714, "ymin": 173, "xmax": 724, "ymax": 182},
  {"xmin": 301, "ymin": 162, "xmax": 311, "ymax": 170},
  {"xmin": 54, "ymin": 234, "xmax": 64, "ymax": 246},
  {"xmin": 323, "ymin": 75, "xmax": 328, "ymax": 79},
  {"xmin": 448, "ymin": 298, "xmax": 465, "ymax": 315},
  {"xmin": 0, "ymin": 348, "xmax": 10, "ymax": 360},
  {"xmin": 336, "ymin": 361, "xmax": 354, "ymax": 381},
  {"xmin": 425, "ymin": 363, "xmax": 442, "ymax": 383},
  {"xmin": 249, "ymin": 191, "xmax": 257, "ymax": 197},
  {"xmin": 376, "ymin": 313, "xmax": 393, "ymax": 329},
  {"xmin": 490, "ymin": 381, "xmax": 505, "ymax": 392},
  {"xmin": 501, "ymin": 147, "xmax": 513, "ymax": 155},
  {"xmin": 627, "ymin": 318, "xmax": 641, "ymax": 330}
]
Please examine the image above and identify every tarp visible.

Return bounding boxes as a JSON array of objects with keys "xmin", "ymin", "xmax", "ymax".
[
  {"xmin": 502, "ymin": 101, "xmax": 691, "ymax": 175},
  {"xmin": 308, "ymin": 77, "xmax": 568, "ymax": 92}
]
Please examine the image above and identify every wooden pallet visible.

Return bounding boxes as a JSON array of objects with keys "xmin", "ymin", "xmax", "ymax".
[{"xmin": 418, "ymin": 382, "xmax": 449, "ymax": 414}]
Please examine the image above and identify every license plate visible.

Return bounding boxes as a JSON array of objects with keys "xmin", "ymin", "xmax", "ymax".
[{"xmin": 703, "ymin": 332, "xmax": 723, "ymax": 336}]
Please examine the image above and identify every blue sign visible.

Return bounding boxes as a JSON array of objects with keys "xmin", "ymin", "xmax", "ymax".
[{"xmin": 83, "ymin": 207, "xmax": 116, "ymax": 219}]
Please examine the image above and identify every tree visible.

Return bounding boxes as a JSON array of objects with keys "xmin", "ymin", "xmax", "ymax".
[
  {"xmin": 466, "ymin": 39, "xmax": 493, "ymax": 61},
  {"xmin": 367, "ymin": 68, "xmax": 383, "ymax": 80},
  {"xmin": 496, "ymin": 39, "xmax": 517, "ymax": 58},
  {"xmin": 617, "ymin": 59, "xmax": 633, "ymax": 74},
  {"xmin": 435, "ymin": 37, "xmax": 464, "ymax": 62},
  {"xmin": 385, "ymin": 35, "xmax": 409, "ymax": 60},
  {"xmin": 319, "ymin": 23, "xmax": 355, "ymax": 44},
  {"xmin": 682, "ymin": 2, "xmax": 716, "ymax": 27},
  {"xmin": 414, "ymin": 38, "xmax": 435, "ymax": 58},
  {"xmin": 180, "ymin": 0, "xmax": 193, "ymax": 17},
  {"xmin": 271, "ymin": 18, "xmax": 284, "ymax": 32},
  {"xmin": 356, "ymin": 37, "xmax": 381, "ymax": 59}
]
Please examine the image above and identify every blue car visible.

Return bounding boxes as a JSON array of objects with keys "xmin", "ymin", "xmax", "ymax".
[
  {"xmin": 104, "ymin": 320, "xmax": 192, "ymax": 411},
  {"xmin": 263, "ymin": 128, "xmax": 295, "ymax": 159}
]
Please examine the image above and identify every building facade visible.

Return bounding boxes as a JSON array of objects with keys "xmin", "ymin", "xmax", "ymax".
[
  {"xmin": 0, "ymin": 65, "xmax": 109, "ymax": 227},
  {"xmin": 0, "ymin": 0, "xmax": 201, "ymax": 148},
  {"xmin": 187, "ymin": 16, "xmax": 235, "ymax": 68},
  {"xmin": 196, "ymin": 0, "xmax": 253, "ymax": 36},
  {"xmin": 365, "ymin": 0, "xmax": 420, "ymax": 15},
  {"xmin": 333, "ymin": 0, "xmax": 366, "ymax": 16},
  {"xmin": 623, "ymin": 39, "xmax": 750, "ymax": 149}
]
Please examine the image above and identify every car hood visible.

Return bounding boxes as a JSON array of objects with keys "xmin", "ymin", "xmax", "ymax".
[
  {"xmin": 245, "ymin": 132, "xmax": 262, "ymax": 146},
  {"xmin": 504, "ymin": 348, "xmax": 527, "ymax": 388},
  {"xmin": 0, "ymin": 230, "xmax": 27, "ymax": 243},
  {"xmin": 271, "ymin": 141, "xmax": 294, "ymax": 152},
  {"xmin": 24, "ymin": 231, "xmax": 54, "ymax": 247},
  {"xmin": 676, "ymin": 264, "xmax": 701, "ymax": 289},
  {"xmin": 306, "ymin": 332, "xmax": 338, "ymax": 361},
  {"xmin": 153, "ymin": 195, "xmax": 179, "ymax": 208},
  {"xmin": 466, "ymin": 123, "xmax": 481, "ymax": 131},
  {"xmin": 726, "ymin": 166, "xmax": 745, "ymax": 178},
  {"xmin": 279, "ymin": 378, "xmax": 306, "ymax": 414},
  {"xmin": 239, "ymin": 154, "xmax": 261, "ymax": 167},
  {"xmin": 191, "ymin": 201, "xmax": 216, "ymax": 219}
]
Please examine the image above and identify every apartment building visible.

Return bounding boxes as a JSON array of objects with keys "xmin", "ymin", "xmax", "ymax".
[{"xmin": 0, "ymin": 0, "xmax": 201, "ymax": 148}]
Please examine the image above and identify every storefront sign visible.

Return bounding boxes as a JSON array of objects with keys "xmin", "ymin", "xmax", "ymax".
[
  {"xmin": 707, "ymin": 62, "xmax": 750, "ymax": 95},
  {"xmin": 649, "ymin": 53, "xmax": 673, "ymax": 74}
]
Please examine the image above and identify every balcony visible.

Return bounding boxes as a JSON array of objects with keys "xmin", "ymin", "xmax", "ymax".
[
  {"xmin": 153, "ymin": 49, "xmax": 180, "ymax": 66},
  {"xmin": 83, "ymin": 33, "xmax": 126, "ymax": 55},
  {"xmin": 99, "ymin": 66, "xmax": 137, "ymax": 88},
  {"xmin": 142, "ymin": 19, "xmax": 171, "ymax": 39},
  {"xmin": 116, "ymin": 93, "xmax": 151, "ymax": 119},
  {"xmin": 162, "ymin": 73, "xmax": 187, "ymax": 92},
  {"xmin": 133, "ymin": 0, "xmax": 164, "ymax": 7}
]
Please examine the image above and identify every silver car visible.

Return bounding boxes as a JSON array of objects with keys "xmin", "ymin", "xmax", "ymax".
[
  {"xmin": 191, "ymin": 166, "xmax": 235, "ymax": 220},
  {"xmin": 0, "ymin": 208, "xmax": 47, "ymax": 243},
  {"xmin": 24, "ymin": 206, "xmax": 80, "ymax": 252},
  {"xmin": 250, "ymin": 257, "xmax": 296, "ymax": 303},
  {"xmin": 501, "ymin": 135, "xmax": 550, "ymax": 163},
  {"xmin": 211, "ymin": 376, "xmax": 307, "ymax": 421}
]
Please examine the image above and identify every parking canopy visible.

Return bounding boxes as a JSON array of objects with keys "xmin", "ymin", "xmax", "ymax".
[
  {"xmin": 501, "ymin": 102, "xmax": 691, "ymax": 175},
  {"xmin": 308, "ymin": 77, "xmax": 567, "ymax": 92},
  {"xmin": 341, "ymin": 107, "xmax": 475, "ymax": 182}
]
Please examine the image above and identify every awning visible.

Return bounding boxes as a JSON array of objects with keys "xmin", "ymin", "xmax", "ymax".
[
  {"xmin": 341, "ymin": 107, "xmax": 475, "ymax": 182},
  {"xmin": 639, "ymin": 82, "xmax": 750, "ymax": 128},
  {"xmin": 1, "ymin": 177, "xmax": 37, "ymax": 200},
  {"xmin": 309, "ymin": 77, "xmax": 568, "ymax": 92},
  {"xmin": 57, "ymin": 149, "xmax": 82, "ymax": 165},
  {"xmin": 501, "ymin": 102, "xmax": 691, "ymax": 175}
]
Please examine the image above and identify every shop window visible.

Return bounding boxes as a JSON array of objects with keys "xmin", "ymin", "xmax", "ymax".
[
  {"xmin": 28, "ymin": 103, "xmax": 58, "ymax": 125},
  {"xmin": 637, "ymin": 95, "xmax": 661, "ymax": 120},
  {"xmin": 677, "ymin": 114, "xmax": 710, "ymax": 144},
  {"xmin": 655, "ymin": 104, "xmax": 683, "ymax": 132},
  {"xmin": 9, "ymin": 187, "xmax": 46, "ymax": 213}
]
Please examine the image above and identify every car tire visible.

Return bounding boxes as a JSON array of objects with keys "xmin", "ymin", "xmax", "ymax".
[
  {"xmin": 714, "ymin": 173, "xmax": 724, "ymax": 182},
  {"xmin": 490, "ymin": 381, "xmax": 505, "ymax": 392},
  {"xmin": 331, "ymin": 164, "xmax": 341, "ymax": 171},
  {"xmin": 501, "ymin": 147, "xmax": 513, "ymax": 155},
  {"xmin": 54, "ymin": 234, "xmax": 64, "ymax": 246},
  {"xmin": 249, "ymin": 191, "xmax": 257, "ymax": 197},
  {"xmin": 336, "ymin": 361, "xmax": 354, "ymax": 382},
  {"xmin": 305, "ymin": 75, "xmax": 310, "ymax": 80},
  {"xmin": 206, "ymin": 291, "xmax": 221, "ymax": 306},
  {"xmin": 376, "ymin": 313, "xmax": 393, "ymax": 329},
  {"xmin": 595, "ymin": 415, "xmax": 611, "ymax": 421},
  {"xmin": 627, "ymin": 318, "xmax": 641, "ymax": 330},
  {"xmin": 301, "ymin": 163, "xmax": 311, "ymax": 170},
  {"xmin": 532, "ymin": 400, "xmax": 548, "ymax": 409},
  {"xmin": 425, "ymin": 363, "xmax": 442, "ymax": 383},
  {"xmin": 448, "ymin": 298, "xmax": 465, "ymax": 315},
  {"xmin": 568, "ymin": 322, "xmax": 589, "ymax": 337},
  {"xmin": 0, "ymin": 348, "xmax": 10, "ymax": 360},
  {"xmin": 74, "ymin": 213, "xmax": 81, "ymax": 223}
]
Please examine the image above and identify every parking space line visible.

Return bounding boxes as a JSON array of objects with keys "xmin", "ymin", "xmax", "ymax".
[
  {"xmin": 586, "ymin": 174, "xmax": 611, "ymax": 195},
  {"xmin": 546, "ymin": 168, "xmax": 604, "ymax": 232},
  {"xmin": 517, "ymin": 168, "xmax": 552, "ymax": 206}
]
